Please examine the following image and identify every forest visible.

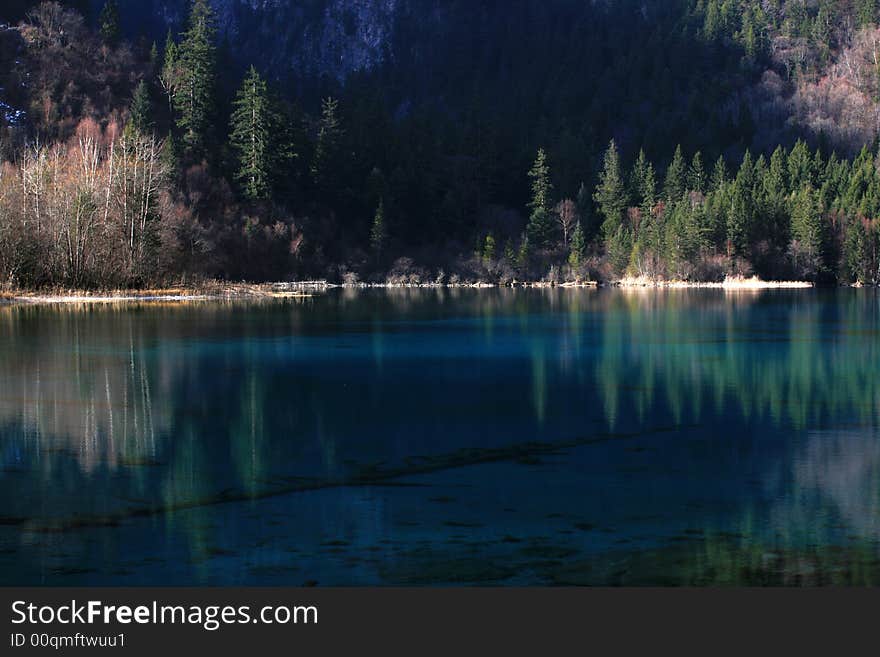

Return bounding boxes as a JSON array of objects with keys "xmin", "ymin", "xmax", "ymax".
[{"xmin": 3, "ymin": 0, "xmax": 880, "ymax": 287}]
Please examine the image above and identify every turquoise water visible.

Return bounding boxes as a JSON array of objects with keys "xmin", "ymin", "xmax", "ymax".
[{"xmin": 1, "ymin": 288, "xmax": 879, "ymax": 585}]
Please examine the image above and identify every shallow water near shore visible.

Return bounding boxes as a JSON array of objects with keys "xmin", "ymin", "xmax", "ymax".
[{"xmin": 1, "ymin": 287, "xmax": 879, "ymax": 585}]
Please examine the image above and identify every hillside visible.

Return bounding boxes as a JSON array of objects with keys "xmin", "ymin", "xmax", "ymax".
[{"xmin": 4, "ymin": 1, "xmax": 880, "ymax": 289}]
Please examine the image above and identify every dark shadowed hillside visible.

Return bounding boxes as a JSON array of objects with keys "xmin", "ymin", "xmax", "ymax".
[{"xmin": 4, "ymin": 1, "xmax": 880, "ymax": 289}]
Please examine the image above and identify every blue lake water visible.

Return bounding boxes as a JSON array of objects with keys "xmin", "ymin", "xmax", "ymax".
[{"xmin": 1, "ymin": 288, "xmax": 879, "ymax": 585}]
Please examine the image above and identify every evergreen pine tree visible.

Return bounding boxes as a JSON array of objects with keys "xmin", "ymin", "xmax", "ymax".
[
  {"xmin": 483, "ymin": 234, "xmax": 496, "ymax": 264},
  {"xmin": 664, "ymin": 145, "xmax": 687, "ymax": 201},
  {"xmin": 517, "ymin": 234, "xmax": 531, "ymax": 272},
  {"xmin": 129, "ymin": 81, "xmax": 153, "ymax": 135},
  {"xmin": 790, "ymin": 185, "xmax": 825, "ymax": 277},
  {"xmin": 594, "ymin": 140, "xmax": 628, "ymax": 240},
  {"xmin": 311, "ymin": 97, "xmax": 344, "ymax": 195},
  {"xmin": 160, "ymin": 30, "xmax": 179, "ymax": 114},
  {"xmin": 726, "ymin": 151, "xmax": 756, "ymax": 259},
  {"xmin": 688, "ymin": 151, "xmax": 706, "ymax": 194},
  {"xmin": 606, "ymin": 224, "xmax": 633, "ymax": 277},
  {"xmin": 229, "ymin": 66, "xmax": 276, "ymax": 200},
  {"xmin": 526, "ymin": 148, "xmax": 555, "ymax": 248},
  {"xmin": 575, "ymin": 181, "xmax": 595, "ymax": 241},
  {"xmin": 788, "ymin": 140, "xmax": 812, "ymax": 191},
  {"xmin": 711, "ymin": 155, "xmax": 728, "ymax": 192},
  {"xmin": 844, "ymin": 218, "xmax": 869, "ymax": 283},
  {"xmin": 503, "ymin": 239, "xmax": 516, "ymax": 263},
  {"xmin": 763, "ymin": 145, "xmax": 789, "ymax": 246},
  {"xmin": 99, "ymin": 0, "xmax": 121, "ymax": 46},
  {"xmin": 639, "ymin": 161, "xmax": 657, "ymax": 217},
  {"xmin": 175, "ymin": 0, "xmax": 217, "ymax": 156},
  {"xmin": 370, "ymin": 199, "xmax": 387, "ymax": 261},
  {"xmin": 569, "ymin": 221, "xmax": 586, "ymax": 269},
  {"xmin": 630, "ymin": 149, "xmax": 649, "ymax": 200}
]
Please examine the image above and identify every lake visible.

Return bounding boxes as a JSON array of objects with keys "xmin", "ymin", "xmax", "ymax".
[{"xmin": 1, "ymin": 288, "xmax": 879, "ymax": 585}]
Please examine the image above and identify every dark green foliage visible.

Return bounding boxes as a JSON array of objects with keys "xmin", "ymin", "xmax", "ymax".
[
  {"xmin": 99, "ymin": 0, "xmax": 120, "ymax": 46},
  {"xmin": 175, "ymin": 0, "xmax": 217, "ymax": 155},
  {"xmin": 726, "ymin": 151, "xmax": 756, "ymax": 259},
  {"xmin": 688, "ymin": 152, "xmax": 707, "ymax": 195},
  {"xmin": 526, "ymin": 149, "xmax": 555, "ymax": 249},
  {"xmin": 311, "ymin": 97, "xmax": 343, "ymax": 198},
  {"xmin": 229, "ymin": 66, "xmax": 277, "ymax": 200},
  {"xmin": 370, "ymin": 199, "xmax": 387, "ymax": 261},
  {"xmin": 569, "ymin": 221, "xmax": 586, "ymax": 269},
  {"xmin": 595, "ymin": 140, "xmax": 628, "ymax": 241},
  {"xmin": 789, "ymin": 185, "xmax": 825, "ymax": 278},
  {"xmin": 606, "ymin": 225, "xmax": 633, "ymax": 277},
  {"xmin": 129, "ymin": 80, "xmax": 153, "ymax": 134},
  {"xmin": 664, "ymin": 145, "xmax": 687, "ymax": 202},
  {"xmin": 857, "ymin": 0, "xmax": 878, "ymax": 27}
]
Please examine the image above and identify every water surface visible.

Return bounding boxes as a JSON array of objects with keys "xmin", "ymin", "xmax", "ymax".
[{"xmin": 1, "ymin": 288, "xmax": 879, "ymax": 585}]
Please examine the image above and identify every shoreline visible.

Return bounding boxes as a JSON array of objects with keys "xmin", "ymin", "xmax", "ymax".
[{"xmin": 0, "ymin": 277, "xmax": 818, "ymax": 305}]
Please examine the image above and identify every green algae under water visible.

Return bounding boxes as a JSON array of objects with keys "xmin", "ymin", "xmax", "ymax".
[{"xmin": 1, "ymin": 287, "xmax": 880, "ymax": 585}]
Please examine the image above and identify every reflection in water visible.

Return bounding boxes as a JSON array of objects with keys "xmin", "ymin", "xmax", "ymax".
[{"xmin": 1, "ymin": 289, "xmax": 880, "ymax": 585}]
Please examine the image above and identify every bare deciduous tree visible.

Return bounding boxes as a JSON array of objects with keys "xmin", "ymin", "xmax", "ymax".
[{"xmin": 555, "ymin": 198, "xmax": 579, "ymax": 249}]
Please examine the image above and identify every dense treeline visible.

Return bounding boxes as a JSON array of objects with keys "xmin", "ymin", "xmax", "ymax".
[
  {"xmin": 553, "ymin": 139, "xmax": 880, "ymax": 284},
  {"xmin": 3, "ymin": 1, "xmax": 880, "ymax": 287}
]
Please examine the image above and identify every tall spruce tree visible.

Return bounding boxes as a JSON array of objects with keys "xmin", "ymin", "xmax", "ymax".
[
  {"xmin": 569, "ymin": 221, "xmax": 586, "ymax": 269},
  {"xmin": 99, "ymin": 0, "xmax": 120, "ymax": 46},
  {"xmin": 664, "ymin": 145, "xmax": 687, "ymax": 201},
  {"xmin": 711, "ymin": 155, "xmax": 728, "ymax": 192},
  {"xmin": 594, "ymin": 140, "xmax": 628, "ymax": 240},
  {"xmin": 688, "ymin": 152, "xmax": 706, "ymax": 194},
  {"xmin": 790, "ymin": 185, "xmax": 824, "ymax": 277},
  {"xmin": 845, "ymin": 217, "xmax": 870, "ymax": 283},
  {"xmin": 311, "ymin": 97, "xmax": 343, "ymax": 196},
  {"xmin": 526, "ymin": 148, "xmax": 555, "ymax": 248},
  {"xmin": 175, "ymin": 0, "xmax": 217, "ymax": 156},
  {"xmin": 370, "ymin": 199, "xmax": 387, "ymax": 262},
  {"xmin": 726, "ymin": 151, "xmax": 756, "ymax": 259},
  {"xmin": 229, "ymin": 66, "xmax": 276, "ymax": 200},
  {"xmin": 129, "ymin": 80, "xmax": 153, "ymax": 135}
]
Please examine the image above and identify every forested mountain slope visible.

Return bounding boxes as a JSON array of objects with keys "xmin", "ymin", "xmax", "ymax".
[{"xmin": 3, "ymin": 1, "xmax": 880, "ymax": 288}]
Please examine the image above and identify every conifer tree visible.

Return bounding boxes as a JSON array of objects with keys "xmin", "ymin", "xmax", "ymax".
[
  {"xmin": 664, "ymin": 145, "xmax": 687, "ymax": 201},
  {"xmin": 229, "ymin": 66, "xmax": 276, "ymax": 200},
  {"xmin": 594, "ymin": 140, "xmax": 628, "ymax": 240},
  {"xmin": 630, "ymin": 149, "xmax": 649, "ymax": 200},
  {"xmin": 688, "ymin": 151, "xmax": 706, "ymax": 194},
  {"xmin": 370, "ymin": 199, "xmax": 387, "ymax": 261},
  {"xmin": 129, "ymin": 80, "xmax": 153, "ymax": 135},
  {"xmin": 845, "ymin": 218, "xmax": 870, "ymax": 283},
  {"xmin": 763, "ymin": 145, "xmax": 789, "ymax": 246},
  {"xmin": 788, "ymin": 140, "xmax": 812, "ymax": 192},
  {"xmin": 160, "ymin": 30, "xmax": 179, "ymax": 114},
  {"xmin": 517, "ymin": 234, "xmax": 531, "ymax": 272},
  {"xmin": 790, "ymin": 185, "xmax": 825, "ymax": 278},
  {"xmin": 711, "ymin": 155, "xmax": 728, "ymax": 192},
  {"xmin": 606, "ymin": 224, "xmax": 633, "ymax": 277},
  {"xmin": 726, "ymin": 151, "xmax": 755, "ymax": 259},
  {"xmin": 311, "ymin": 97, "xmax": 344, "ymax": 195},
  {"xmin": 575, "ymin": 181, "xmax": 595, "ymax": 241},
  {"xmin": 526, "ymin": 148, "xmax": 555, "ymax": 248},
  {"xmin": 99, "ymin": 0, "xmax": 121, "ymax": 46},
  {"xmin": 175, "ymin": 0, "xmax": 217, "ymax": 156},
  {"xmin": 569, "ymin": 221, "xmax": 586, "ymax": 269},
  {"xmin": 639, "ymin": 161, "xmax": 657, "ymax": 217},
  {"xmin": 483, "ymin": 234, "xmax": 496, "ymax": 264}
]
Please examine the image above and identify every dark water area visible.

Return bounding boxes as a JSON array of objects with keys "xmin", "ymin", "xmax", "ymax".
[{"xmin": 1, "ymin": 288, "xmax": 879, "ymax": 585}]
